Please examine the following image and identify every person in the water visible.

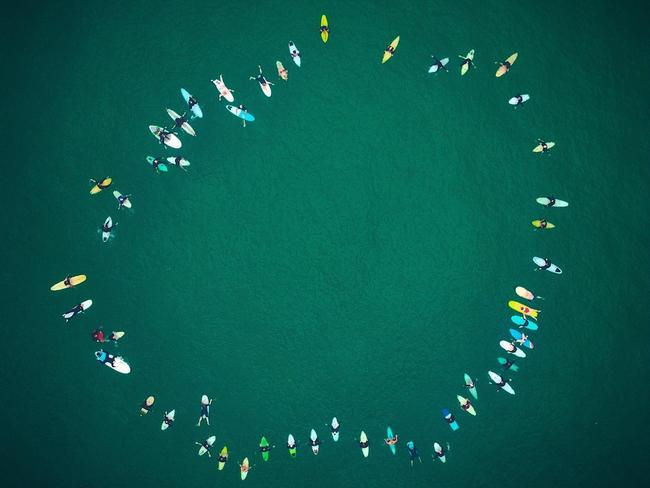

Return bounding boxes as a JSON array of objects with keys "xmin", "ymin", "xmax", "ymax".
[{"xmin": 406, "ymin": 441, "xmax": 421, "ymax": 466}]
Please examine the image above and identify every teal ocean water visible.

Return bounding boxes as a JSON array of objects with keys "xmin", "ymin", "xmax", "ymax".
[{"xmin": 2, "ymin": 0, "xmax": 649, "ymax": 486}]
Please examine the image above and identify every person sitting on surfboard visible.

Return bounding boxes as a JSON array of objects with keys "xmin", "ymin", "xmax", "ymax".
[
  {"xmin": 539, "ymin": 219, "xmax": 548, "ymax": 228},
  {"xmin": 96, "ymin": 350, "xmax": 116, "ymax": 366},
  {"xmin": 102, "ymin": 219, "xmax": 114, "ymax": 234},
  {"xmin": 195, "ymin": 439, "xmax": 213, "ymax": 457},
  {"xmin": 384, "ymin": 434, "xmax": 398, "ymax": 445},
  {"xmin": 91, "ymin": 329, "xmax": 106, "ymax": 343},
  {"xmin": 547, "ymin": 197, "xmax": 556, "ymax": 206},
  {"xmin": 309, "ymin": 436, "xmax": 320, "ymax": 448},
  {"xmin": 66, "ymin": 302, "xmax": 85, "ymax": 320},
  {"xmin": 514, "ymin": 95, "xmax": 524, "ymax": 105},
  {"xmin": 187, "ymin": 95, "xmax": 198, "ymax": 110},
  {"xmin": 63, "ymin": 276, "xmax": 72, "ymax": 287},
  {"xmin": 151, "ymin": 157, "xmax": 164, "ymax": 173},
  {"xmin": 465, "ymin": 378, "xmax": 476, "ymax": 390},
  {"xmin": 172, "ymin": 112, "xmax": 189, "ymax": 129},
  {"xmin": 460, "ymin": 398, "xmax": 472, "ymax": 411},
  {"xmin": 537, "ymin": 138, "xmax": 549, "ymax": 152},
  {"xmin": 386, "ymin": 45, "xmax": 395, "ymax": 54},
  {"xmin": 444, "ymin": 412, "xmax": 457, "ymax": 424},
  {"xmin": 197, "ymin": 397, "xmax": 212, "ymax": 426},
  {"xmin": 117, "ymin": 194, "xmax": 131, "ymax": 209},
  {"xmin": 320, "ymin": 24, "xmax": 329, "ymax": 34},
  {"xmin": 431, "ymin": 56, "xmax": 448, "ymax": 72},
  {"xmin": 163, "ymin": 411, "xmax": 174, "ymax": 428},
  {"xmin": 538, "ymin": 258, "xmax": 552, "ymax": 270},
  {"xmin": 90, "ymin": 178, "xmax": 111, "ymax": 190}
]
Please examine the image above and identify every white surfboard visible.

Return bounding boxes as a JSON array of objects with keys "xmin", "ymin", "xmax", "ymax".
[
  {"xmin": 489, "ymin": 370, "xmax": 515, "ymax": 395},
  {"xmin": 62, "ymin": 299, "xmax": 93, "ymax": 320},
  {"xmin": 509, "ymin": 94, "xmax": 530, "ymax": 105},
  {"xmin": 259, "ymin": 81, "xmax": 272, "ymax": 97},
  {"xmin": 360, "ymin": 431, "xmax": 369, "ymax": 457},
  {"xmin": 289, "ymin": 41, "xmax": 301, "ymax": 67},
  {"xmin": 149, "ymin": 125, "xmax": 182, "ymax": 149},
  {"xmin": 97, "ymin": 352, "xmax": 131, "ymax": 374},
  {"xmin": 331, "ymin": 417, "xmax": 339, "ymax": 441},
  {"xmin": 533, "ymin": 256, "xmax": 563, "ymax": 274},
  {"xmin": 428, "ymin": 57, "xmax": 449, "ymax": 73},
  {"xmin": 113, "ymin": 191, "xmax": 132, "ymax": 209},
  {"xmin": 161, "ymin": 410, "xmax": 175, "ymax": 430},
  {"xmin": 211, "ymin": 75, "xmax": 235, "ymax": 103},
  {"xmin": 536, "ymin": 197, "xmax": 569, "ymax": 207},
  {"xmin": 198, "ymin": 435, "xmax": 216, "ymax": 455},
  {"xmin": 433, "ymin": 442, "xmax": 446, "ymax": 462},
  {"xmin": 102, "ymin": 217, "xmax": 113, "ymax": 242},
  {"xmin": 166, "ymin": 109, "xmax": 196, "ymax": 136},
  {"xmin": 310, "ymin": 429, "xmax": 319, "ymax": 454},
  {"xmin": 499, "ymin": 340, "xmax": 526, "ymax": 358}
]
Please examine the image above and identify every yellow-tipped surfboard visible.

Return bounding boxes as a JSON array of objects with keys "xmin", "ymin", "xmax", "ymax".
[
  {"xmin": 50, "ymin": 274, "xmax": 86, "ymax": 291},
  {"xmin": 240, "ymin": 457, "xmax": 250, "ymax": 480},
  {"xmin": 320, "ymin": 15, "xmax": 329, "ymax": 43},
  {"xmin": 532, "ymin": 220, "xmax": 555, "ymax": 229},
  {"xmin": 496, "ymin": 52, "xmax": 518, "ymax": 77},
  {"xmin": 90, "ymin": 177, "xmax": 112, "ymax": 194},
  {"xmin": 508, "ymin": 300, "xmax": 540, "ymax": 319},
  {"xmin": 382, "ymin": 36, "xmax": 400, "ymax": 63},
  {"xmin": 218, "ymin": 446, "xmax": 228, "ymax": 470},
  {"xmin": 533, "ymin": 141, "xmax": 555, "ymax": 152},
  {"xmin": 460, "ymin": 49, "xmax": 475, "ymax": 75}
]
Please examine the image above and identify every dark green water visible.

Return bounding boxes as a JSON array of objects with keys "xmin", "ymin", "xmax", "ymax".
[{"xmin": 2, "ymin": 0, "xmax": 649, "ymax": 486}]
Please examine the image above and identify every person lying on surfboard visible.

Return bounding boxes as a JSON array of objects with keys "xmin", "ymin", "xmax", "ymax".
[
  {"xmin": 250, "ymin": 65, "xmax": 273, "ymax": 88},
  {"xmin": 537, "ymin": 138, "xmax": 549, "ymax": 152},
  {"xmin": 163, "ymin": 411, "xmax": 174, "ymax": 428},
  {"xmin": 384, "ymin": 434, "xmax": 398, "ymax": 445}
]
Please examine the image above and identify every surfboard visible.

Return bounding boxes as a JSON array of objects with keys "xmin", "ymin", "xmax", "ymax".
[
  {"xmin": 532, "ymin": 219, "xmax": 555, "ymax": 229},
  {"xmin": 90, "ymin": 177, "xmax": 112, "ymax": 194},
  {"xmin": 382, "ymin": 36, "xmax": 400, "ymax": 63},
  {"xmin": 360, "ymin": 431, "xmax": 369, "ymax": 457},
  {"xmin": 489, "ymin": 370, "xmax": 515, "ymax": 395},
  {"xmin": 218, "ymin": 446, "xmax": 228, "ymax": 470},
  {"xmin": 536, "ymin": 197, "xmax": 569, "ymax": 207},
  {"xmin": 95, "ymin": 351, "xmax": 131, "ymax": 374},
  {"xmin": 288, "ymin": 41, "xmax": 301, "ymax": 67},
  {"xmin": 62, "ymin": 299, "xmax": 92, "ymax": 320},
  {"xmin": 533, "ymin": 141, "xmax": 555, "ymax": 152},
  {"xmin": 510, "ymin": 315, "xmax": 539, "ymax": 331},
  {"xmin": 434, "ymin": 442, "xmax": 446, "ymax": 463},
  {"xmin": 113, "ymin": 191, "xmax": 132, "ymax": 209},
  {"xmin": 51, "ymin": 274, "xmax": 86, "ymax": 291},
  {"xmin": 533, "ymin": 256, "xmax": 563, "ymax": 274},
  {"xmin": 428, "ymin": 57, "xmax": 449, "ymax": 73},
  {"xmin": 509, "ymin": 94, "xmax": 530, "ymax": 105},
  {"xmin": 181, "ymin": 88, "xmax": 203, "ymax": 118},
  {"xmin": 161, "ymin": 409, "xmax": 175, "ymax": 430},
  {"xmin": 499, "ymin": 340, "xmax": 526, "ymax": 358},
  {"xmin": 149, "ymin": 125, "xmax": 182, "ymax": 149},
  {"xmin": 166, "ymin": 156, "xmax": 190, "ymax": 169},
  {"xmin": 226, "ymin": 105, "xmax": 255, "ymax": 122},
  {"xmin": 166, "ymin": 108, "xmax": 196, "ymax": 136},
  {"xmin": 496, "ymin": 52, "xmax": 518, "ymax": 77},
  {"xmin": 457, "ymin": 395, "xmax": 476, "ymax": 415},
  {"xmin": 460, "ymin": 49, "xmax": 474, "ymax": 75},
  {"xmin": 198, "ymin": 436, "xmax": 216, "ymax": 455},
  {"xmin": 321, "ymin": 15, "xmax": 329, "ymax": 43}
]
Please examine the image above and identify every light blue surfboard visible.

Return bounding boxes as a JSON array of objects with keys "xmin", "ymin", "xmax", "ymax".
[
  {"xmin": 510, "ymin": 315, "xmax": 538, "ymax": 330},
  {"xmin": 181, "ymin": 88, "xmax": 203, "ymax": 118},
  {"xmin": 442, "ymin": 408, "xmax": 459, "ymax": 431},
  {"xmin": 146, "ymin": 156, "xmax": 168, "ymax": 172}
]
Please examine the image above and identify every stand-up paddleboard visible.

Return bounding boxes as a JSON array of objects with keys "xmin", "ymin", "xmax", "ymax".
[
  {"xmin": 510, "ymin": 315, "xmax": 538, "ymax": 331},
  {"xmin": 442, "ymin": 408, "xmax": 459, "ymax": 431},
  {"xmin": 532, "ymin": 219, "xmax": 555, "ymax": 229},
  {"xmin": 181, "ymin": 88, "xmax": 203, "ymax": 118},
  {"xmin": 386, "ymin": 426, "xmax": 397, "ymax": 455},
  {"xmin": 457, "ymin": 395, "xmax": 476, "ymax": 415},
  {"xmin": 90, "ymin": 177, "xmax": 112, "ymax": 194},
  {"xmin": 62, "ymin": 299, "xmax": 92, "ymax": 321},
  {"xmin": 428, "ymin": 57, "xmax": 449, "ymax": 73},
  {"xmin": 288, "ymin": 41, "xmax": 301, "ymax": 67},
  {"xmin": 536, "ymin": 197, "xmax": 569, "ymax": 207},
  {"xmin": 166, "ymin": 156, "xmax": 190, "ymax": 170},
  {"xmin": 516, "ymin": 286, "xmax": 543, "ymax": 301},
  {"xmin": 276, "ymin": 61, "xmax": 288, "ymax": 80},
  {"xmin": 433, "ymin": 442, "xmax": 446, "ymax": 463},
  {"xmin": 498, "ymin": 357, "xmax": 520, "ymax": 372},
  {"xmin": 464, "ymin": 373, "xmax": 478, "ymax": 399},
  {"xmin": 146, "ymin": 156, "xmax": 168, "ymax": 173},
  {"xmin": 140, "ymin": 396, "xmax": 155, "ymax": 415},
  {"xmin": 51, "ymin": 274, "xmax": 86, "ymax": 291},
  {"xmin": 499, "ymin": 340, "xmax": 526, "ymax": 358},
  {"xmin": 310, "ymin": 429, "xmax": 320, "ymax": 454},
  {"xmin": 166, "ymin": 108, "xmax": 196, "ymax": 136},
  {"xmin": 149, "ymin": 125, "xmax": 182, "ymax": 149},
  {"xmin": 331, "ymin": 417, "xmax": 340, "ymax": 441},
  {"xmin": 211, "ymin": 75, "xmax": 235, "ymax": 103},
  {"xmin": 240, "ymin": 457, "xmax": 250, "ymax": 480},
  {"xmin": 509, "ymin": 94, "xmax": 530, "ymax": 106},
  {"xmin": 359, "ymin": 431, "xmax": 369, "ymax": 457},
  {"xmin": 320, "ymin": 15, "xmax": 329, "ymax": 43},
  {"xmin": 101, "ymin": 216, "xmax": 115, "ymax": 242},
  {"xmin": 226, "ymin": 105, "xmax": 255, "ymax": 122},
  {"xmin": 533, "ymin": 256, "xmax": 563, "ymax": 274},
  {"xmin": 510, "ymin": 329, "xmax": 534, "ymax": 349},
  {"xmin": 287, "ymin": 434, "xmax": 297, "ymax": 458},
  {"xmin": 218, "ymin": 446, "xmax": 228, "ymax": 470},
  {"xmin": 496, "ymin": 52, "xmax": 518, "ymax": 77},
  {"xmin": 95, "ymin": 350, "xmax": 131, "ymax": 374},
  {"xmin": 382, "ymin": 36, "xmax": 400, "ymax": 63},
  {"xmin": 489, "ymin": 370, "xmax": 515, "ymax": 395},
  {"xmin": 113, "ymin": 191, "xmax": 132, "ymax": 209},
  {"xmin": 161, "ymin": 410, "xmax": 175, "ymax": 430},
  {"xmin": 460, "ymin": 49, "xmax": 475, "ymax": 75},
  {"xmin": 198, "ymin": 436, "xmax": 216, "ymax": 456},
  {"xmin": 260, "ymin": 436, "xmax": 270, "ymax": 461},
  {"xmin": 508, "ymin": 300, "xmax": 540, "ymax": 319},
  {"xmin": 533, "ymin": 141, "xmax": 555, "ymax": 152}
]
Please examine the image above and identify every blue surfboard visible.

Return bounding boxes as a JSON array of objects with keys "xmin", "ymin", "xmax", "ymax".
[
  {"xmin": 510, "ymin": 315, "xmax": 538, "ymax": 330},
  {"xmin": 181, "ymin": 88, "xmax": 203, "ymax": 118},
  {"xmin": 226, "ymin": 105, "xmax": 255, "ymax": 122},
  {"xmin": 509, "ymin": 328, "xmax": 534, "ymax": 349},
  {"xmin": 146, "ymin": 156, "xmax": 168, "ymax": 172},
  {"xmin": 442, "ymin": 408, "xmax": 459, "ymax": 431},
  {"xmin": 386, "ymin": 426, "xmax": 396, "ymax": 455}
]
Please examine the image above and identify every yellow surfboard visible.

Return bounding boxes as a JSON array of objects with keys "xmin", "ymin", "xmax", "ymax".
[
  {"xmin": 382, "ymin": 36, "xmax": 400, "ymax": 64},
  {"xmin": 218, "ymin": 446, "xmax": 228, "ymax": 470},
  {"xmin": 533, "ymin": 141, "xmax": 555, "ymax": 152},
  {"xmin": 508, "ymin": 300, "xmax": 540, "ymax": 319},
  {"xmin": 496, "ymin": 52, "xmax": 518, "ymax": 77},
  {"xmin": 90, "ymin": 177, "xmax": 112, "ymax": 194},
  {"xmin": 532, "ymin": 220, "xmax": 555, "ymax": 229},
  {"xmin": 460, "ymin": 49, "xmax": 475, "ymax": 75},
  {"xmin": 50, "ymin": 274, "xmax": 86, "ymax": 291},
  {"xmin": 320, "ymin": 15, "xmax": 329, "ymax": 43}
]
